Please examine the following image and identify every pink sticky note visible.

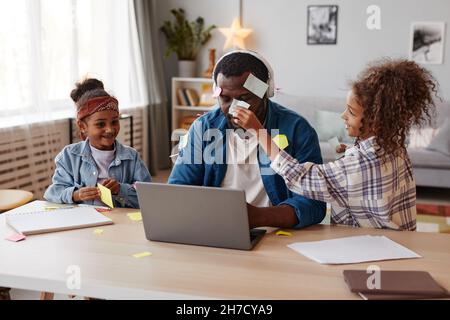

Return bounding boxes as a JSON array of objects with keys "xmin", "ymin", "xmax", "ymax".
[
  {"xmin": 5, "ymin": 233, "xmax": 26, "ymax": 242},
  {"xmin": 212, "ymin": 87, "xmax": 222, "ymax": 98}
]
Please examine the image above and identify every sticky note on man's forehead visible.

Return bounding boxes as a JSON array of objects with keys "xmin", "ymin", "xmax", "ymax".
[{"xmin": 243, "ymin": 73, "xmax": 269, "ymax": 99}]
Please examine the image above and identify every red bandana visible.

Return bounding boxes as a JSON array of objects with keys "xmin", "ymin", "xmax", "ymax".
[{"xmin": 77, "ymin": 96, "xmax": 119, "ymax": 121}]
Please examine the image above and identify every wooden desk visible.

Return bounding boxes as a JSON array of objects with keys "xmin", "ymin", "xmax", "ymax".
[{"xmin": 1, "ymin": 201, "xmax": 449, "ymax": 300}]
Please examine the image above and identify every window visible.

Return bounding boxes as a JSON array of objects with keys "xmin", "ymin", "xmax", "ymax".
[{"xmin": 0, "ymin": 0, "xmax": 147, "ymax": 120}]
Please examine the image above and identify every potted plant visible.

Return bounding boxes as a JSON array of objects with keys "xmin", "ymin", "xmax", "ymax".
[{"xmin": 161, "ymin": 8, "xmax": 216, "ymax": 78}]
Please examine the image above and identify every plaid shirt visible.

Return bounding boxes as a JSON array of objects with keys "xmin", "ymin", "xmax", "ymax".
[{"xmin": 271, "ymin": 137, "xmax": 416, "ymax": 230}]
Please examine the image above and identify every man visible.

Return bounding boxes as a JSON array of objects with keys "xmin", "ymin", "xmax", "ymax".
[{"xmin": 169, "ymin": 50, "xmax": 325, "ymax": 229}]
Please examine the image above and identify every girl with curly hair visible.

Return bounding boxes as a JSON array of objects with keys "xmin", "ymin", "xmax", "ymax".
[{"xmin": 234, "ymin": 59, "xmax": 437, "ymax": 230}]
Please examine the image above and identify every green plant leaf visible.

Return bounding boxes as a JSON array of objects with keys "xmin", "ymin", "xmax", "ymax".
[{"xmin": 160, "ymin": 8, "xmax": 216, "ymax": 60}]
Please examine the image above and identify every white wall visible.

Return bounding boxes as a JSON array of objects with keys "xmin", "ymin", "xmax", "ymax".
[{"xmin": 157, "ymin": 0, "xmax": 450, "ymax": 100}]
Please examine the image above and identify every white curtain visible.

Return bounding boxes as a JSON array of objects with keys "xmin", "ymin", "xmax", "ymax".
[
  {"xmin": 0, "ymin": 0, "xmax": 151, "ymax": 196},
  {"xmin": 0, "ymin": 0, "xmax": 148, "ymax": 126}
]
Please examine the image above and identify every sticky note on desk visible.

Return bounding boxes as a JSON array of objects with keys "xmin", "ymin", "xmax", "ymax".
[
  {"xmin": 133, "ymin": 251, "xmax": 152, "ymax": 259},
  {"xmin": 276, "ymin": 230, "xmax": 292, "ymax": 237},
  {"xmin": 243, "ymin": 73, "xmax": 269, "ymax": 98},
  {"xmin": 272, "ymin": 134, "xmax": 289, "ymax": 150},
  {"xmin": 93, "ymin": 229, "xmax": 104, "ymax": 235},
  {"xmin": 97, "ymin": 183, "xmax": 114, "ymax": 209},
  {"xmin": 5, "ymin": 233, "xmax": 26, "ymax": 242},
  {"xmin": 127, "ymin": 211, "xmax": 142, "ymax": 222}
]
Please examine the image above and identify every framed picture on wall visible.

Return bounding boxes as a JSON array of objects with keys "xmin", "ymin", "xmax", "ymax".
[
  {"xmin": 410, "ymin": 22, "xmax": 446, "ymax": 64},
  {"xmin": 307, "ymin": 5, "xmax": 338, "ymax": 45}
]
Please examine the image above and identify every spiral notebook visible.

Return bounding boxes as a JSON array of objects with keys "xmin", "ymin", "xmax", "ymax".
[{"xmin": 5, "ymin": 207, "xmax": 113, "ymax": 235}]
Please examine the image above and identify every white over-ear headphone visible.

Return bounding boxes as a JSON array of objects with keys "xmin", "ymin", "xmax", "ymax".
[{"xmin": 212, "ymin": 50, "xmax": 275, "ymax": 98}]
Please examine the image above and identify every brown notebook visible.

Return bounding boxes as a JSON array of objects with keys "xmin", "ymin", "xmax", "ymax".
[
  {"xmin": 343, "ymin": 270, "xmax": 449, "ymax": 297},
  {"xmin": 359, "ymin": 292, "xmax": 449, "ymax": 300}
]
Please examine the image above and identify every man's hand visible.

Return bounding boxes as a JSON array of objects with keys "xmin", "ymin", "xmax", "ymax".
[
  {"xmin": 247, "ymin": 203, "xmax": 298, "ymax": 229},
  {"xmin": 233, "ymin": 107, "xmax": 265, "ymax": 132},
  {"xmin": 102, "ymin": 179, "xmax": 120, "ymax": 195},
  {"xmin": 73, "ymin": 187, "xmax": 100, "ymax": 202}
]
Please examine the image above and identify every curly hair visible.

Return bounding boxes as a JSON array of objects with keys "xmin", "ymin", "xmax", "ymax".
[{"xmin": 351, "ymin": 58, "xmax": 438, "ymax": 159}]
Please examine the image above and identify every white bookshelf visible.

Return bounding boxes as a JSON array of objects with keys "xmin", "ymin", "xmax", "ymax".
[{"xmin": 171, "ymin": 77, "xmax": 216, "ymax": 132}]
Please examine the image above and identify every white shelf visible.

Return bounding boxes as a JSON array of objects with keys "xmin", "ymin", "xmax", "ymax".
[{"xmin": 171, "ymin": 77, "xmax": 216, "ymax": 132}]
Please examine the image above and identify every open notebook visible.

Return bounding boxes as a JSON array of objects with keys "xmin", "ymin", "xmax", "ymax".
[{"xmin": 5, "ymin": 207, "xmax": 113, "ymax": 235}]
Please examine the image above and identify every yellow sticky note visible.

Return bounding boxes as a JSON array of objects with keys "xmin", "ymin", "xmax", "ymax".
[
  {"xmin": 97, "ymin": 183, "xmax": 114, "ymax": 208},
  {"xmin": 45, "ymin": 206, "xmax": 61, "ymax": 211},
  {"xmin": 93, "ymin": 229, "xmax": 104, "ymax": 235},
  {"xmin": 127, "ymin": 211, "xmax": 142, "ymax": 222},
  {"xmin": 179, "ymin": 134, "xmax": 188, "ymax": 150},
  {"xmin": 276, "ymin": 230, "xmax": 292, "ymax": 237},
  {"xmin": 272, "ymin": 134, "xmax": 289, "ymax": 150},
  {"xmin": 133, "ymin": 251, "xmax": 152, "ymax": 259}
]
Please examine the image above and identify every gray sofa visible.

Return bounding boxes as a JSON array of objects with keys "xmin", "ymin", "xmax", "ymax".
[{"xmin": 272, "ymin": 93, "xmax": 450, "ymax": 188}]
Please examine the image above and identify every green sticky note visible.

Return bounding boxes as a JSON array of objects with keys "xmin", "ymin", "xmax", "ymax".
[
  {"xmin": 97, "ymin": 183, "xmax": 114, "ymax": 208},
  {"xmin": 272, "ymin": 134, "xmax": 289, "ymax": 150}
]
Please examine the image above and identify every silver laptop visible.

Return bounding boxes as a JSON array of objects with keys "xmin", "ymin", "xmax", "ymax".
[{"xmin": 135, "ymin": 182, "xmax": 266, "ymax": 250}]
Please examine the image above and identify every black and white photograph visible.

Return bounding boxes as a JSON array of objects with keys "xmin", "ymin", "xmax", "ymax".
[
  {"xmin": 410, "ymin": 22, "xmax": 446, "ymax": 64},
  {"xmin": 307, "ymin": 5, "xmax": 338, "ymax": 45}
]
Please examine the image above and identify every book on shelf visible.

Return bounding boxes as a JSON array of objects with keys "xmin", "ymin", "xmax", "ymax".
[
  {"xmin": 176, "ymin": 88, "xmax": 188, "ymax": 106},
  {"xmin": 176, "ymin": 88, "xmax": 201, "ymax": 106},
  {"xmin": 185, "ymin": 88, "xmax": 200, "ymax": 106}
]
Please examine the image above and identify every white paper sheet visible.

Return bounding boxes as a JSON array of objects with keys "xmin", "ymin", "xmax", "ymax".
[{"xmin": 287, "ymin": 235, "xmax": 421, "ymax": 264}]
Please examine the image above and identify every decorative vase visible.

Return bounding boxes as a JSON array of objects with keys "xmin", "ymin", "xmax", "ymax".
[
  {"xmin": 178, "ymin": 60, "xmax": 196, "ymax": 78},
  {"xmin": 203, "ymin": 48, "xmax": 216, "ymax": 78}
]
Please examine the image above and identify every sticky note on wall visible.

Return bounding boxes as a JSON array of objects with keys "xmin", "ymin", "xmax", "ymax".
[
  {"xmin": 98, "ymin": 183, "xmax": 114, "ymax": 208},
  {"xmin": 243, "ymin": 73, "xmax": 269, "ymax": 99}
]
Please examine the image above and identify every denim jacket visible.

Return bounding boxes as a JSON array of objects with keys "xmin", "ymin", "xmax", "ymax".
[
  {"xmin": 168, "ymin": 100, "xmax": 326, "ymax": 229},
  {"xmin": 44, "ymin": 140, "xmax": 151, "ymax": 208}
]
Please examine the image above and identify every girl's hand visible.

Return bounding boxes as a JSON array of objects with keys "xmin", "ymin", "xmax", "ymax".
[
  {"xmin": 102, "ymin": 179, "xmax": 120, "ymax": 195},
  {"xmin": 336, "ymin": 144, "xmax": 347, "ymax": 153},
  {"xmin": 73, "ymin": 187, "xmax": 100, "ymax": 202},
  {"xmin": 232, "ymin": 107, "xmax": 264, "ymax": 132}
]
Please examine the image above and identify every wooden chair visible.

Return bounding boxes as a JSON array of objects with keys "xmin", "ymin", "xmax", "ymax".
[
  {"xmin": 0, "ymin": 189, "xmax": 33, "ymax": 212},
  {"xmin": 0, "ymin": 189, "xmax": 34, "ymax": 300}
]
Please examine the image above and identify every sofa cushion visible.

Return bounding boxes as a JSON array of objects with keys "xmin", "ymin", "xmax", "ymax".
[
  {"xmin": 319, "ymin": 143, "xmax": 450, "ymax": 169},
  {"xmin": 407, "ymin": 148, "xmax": 450, "ymax": 169},
  {"xmin": 315, "ymin": 110, "xmax": 353, "ymax": 143},
  {"xmin": 427, "ymin": 118, "xmax": 450, "ymax": 157}
]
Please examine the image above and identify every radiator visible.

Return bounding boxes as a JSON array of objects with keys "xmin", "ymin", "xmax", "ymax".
[{"xmin": 0, "ymin": 107, "xmax": 146, "ymax": 199}]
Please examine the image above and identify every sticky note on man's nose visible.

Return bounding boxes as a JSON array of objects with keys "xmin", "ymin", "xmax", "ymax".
[
  {"xmin": 243, "ymin": 73, "xmax": 269, "ymax": 99},
  {"xmin": 98, "ymin": 183, "xmax": 114, "ymax": 208},
  {"xmin": 272, "ymin": 134, "xmax": 289, "ymax": 150}
]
